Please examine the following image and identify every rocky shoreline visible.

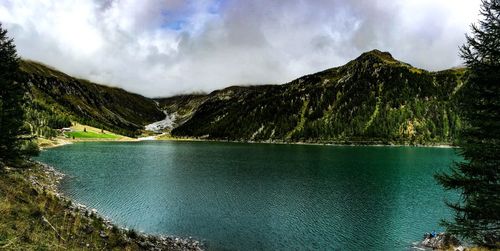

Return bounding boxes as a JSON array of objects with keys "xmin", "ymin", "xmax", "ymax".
[
  {"xmin": 413, "ymin": 232, "xmax": 464, "ymax": 250},
  {"xmin": 31, "ymin": 161, "xmax": 204, "ymax": 251}
]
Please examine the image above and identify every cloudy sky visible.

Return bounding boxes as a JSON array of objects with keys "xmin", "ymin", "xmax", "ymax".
[{"xmin": 0, "ymin": 0, "xmax": 481, "ymax": 97}]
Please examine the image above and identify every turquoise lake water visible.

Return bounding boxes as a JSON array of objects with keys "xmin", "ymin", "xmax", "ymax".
[{"xmin": 36, "ymin": 141, "xmax": 460, "ymax": 250}]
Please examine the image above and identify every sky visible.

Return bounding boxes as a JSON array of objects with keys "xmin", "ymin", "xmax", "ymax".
[{"xmin": 0, "ymin": 0, "xmax": 481, "ymax": 97}]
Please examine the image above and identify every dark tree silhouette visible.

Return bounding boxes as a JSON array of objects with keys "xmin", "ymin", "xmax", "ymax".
[
  {"xmin": 0, "ymin": 23, "xmax": 25, "ymax": 165},
  {"xmin": 435, "ymin": 0, "xmax": 500, "ymax": 248}
]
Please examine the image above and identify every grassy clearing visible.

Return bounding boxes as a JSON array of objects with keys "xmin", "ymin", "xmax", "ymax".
[
  {"xmin": 35, "ymin": 123, "xmax": 135, "ymax": 149},
  {"xmin": 65, "ymin": 123, "xmax": 130, "ymax": 140},
  {"xmin": 66, "ymin": 131, "xmax": 120, "ymax": 139}
]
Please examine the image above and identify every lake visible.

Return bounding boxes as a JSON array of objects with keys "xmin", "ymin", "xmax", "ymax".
[{"xmin": 36, "ymin": 141, "xmax": 460, "ymax": 250}]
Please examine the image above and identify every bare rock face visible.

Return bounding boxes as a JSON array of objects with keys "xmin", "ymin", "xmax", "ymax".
[{"xmin": 418, "ymin": 232, "xmax": 463, "ymax": 250}]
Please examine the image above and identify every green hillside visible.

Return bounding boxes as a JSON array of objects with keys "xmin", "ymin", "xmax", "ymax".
[
  {"xmin": 167, "ymin": 50, "xmax": 466, "ymax": 145},
  {"xmin": 19, "ymin": 60, "xmax": 165, "ymax": 137}
]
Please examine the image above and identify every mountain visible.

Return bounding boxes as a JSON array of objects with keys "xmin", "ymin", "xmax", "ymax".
[
  {"xmin": 163, "ymin": 50, "xmax": 466, "ymax": 145},
  {"xmin": 19, "ymin": 60, "xmax": 164, "ymax": 137}
]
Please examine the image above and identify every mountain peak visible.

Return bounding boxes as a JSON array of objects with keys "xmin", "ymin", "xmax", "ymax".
[{"xmin": 355, "ymin": 49, "xmax": 398, "ymax": 64}]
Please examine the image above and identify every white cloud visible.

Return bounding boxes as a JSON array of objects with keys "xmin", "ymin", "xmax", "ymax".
[{"xmin": 0, "ymin": 0, "xmax": 481, "ymax": 97}]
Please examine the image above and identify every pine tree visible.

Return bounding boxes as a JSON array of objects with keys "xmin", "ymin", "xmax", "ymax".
[
  {"xmin": 0, "ymin": 23, "xmax": 25, "ymax": 165},
  {"xmin": 435, "ymin": 0, "xmax": 500, "ymax": 247}
]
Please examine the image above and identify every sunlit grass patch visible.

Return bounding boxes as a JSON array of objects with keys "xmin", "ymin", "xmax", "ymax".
[{"xmin": 66, "ymin": 131, "xmax": 120, "ymax": 139}]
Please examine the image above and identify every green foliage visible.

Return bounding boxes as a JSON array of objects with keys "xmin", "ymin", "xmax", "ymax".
[
  {"xmin": 171, "ymin": 50, "xmax": 464, "ymax": 145},
  {"xmin": 435, "ymin": 0, "xmax": 500, "ymax": 248},
  {"xmin": 127, "ymin": 229, "xmax": 139, "ymax": 239},
  {"xmin": 0, "ymin": 23, "xmax": 27, "ymax": 164},
  {"xmin": 23, "ymin": 98, "xmax": 71, "ymax": 139},
  {"xmin": 20, "ymin": 140, "xmax": 40, "ymax": 157}
]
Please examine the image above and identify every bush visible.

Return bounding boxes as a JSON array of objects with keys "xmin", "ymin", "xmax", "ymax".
[
  {"xmin": 20, "ymin": 141, "xmax": 40, "ymax": 158},
  {"xmin": 127, "ymin": 229, "xmax": 138, "ymax": 239}
]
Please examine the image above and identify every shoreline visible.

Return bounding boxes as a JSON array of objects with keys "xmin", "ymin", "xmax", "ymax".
[
  {"xmin": 38, "ymin": 136, "xmax": 142, "ymax": 150},
  {"xmin": 40, "ymin": 135, "xmax": 457, "ymax": 149},
  {"xmin": 156, "ymin": 136, "xmax": 457, "ymax": 148},
  {"xmin": 32, "ymin": 161, "xmax": 204, "ymax": 250}
]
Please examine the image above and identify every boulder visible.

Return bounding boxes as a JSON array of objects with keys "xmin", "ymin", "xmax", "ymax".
[
  {"xmin": 418, "ymin": 232, "xmax": 463, "ymax": 250},
  {"xmin": 99, "ymin": 230, "xmax": 108, "ymax": 239}
]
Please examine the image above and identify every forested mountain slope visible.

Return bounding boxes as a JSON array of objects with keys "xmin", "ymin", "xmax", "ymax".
[
  {"xmin": 19, "ymin": 60, "xmax": 164, "ymax": 137},
  {"xmin": 166, "ymin": 50, "xmax": 466, "ymax": 144}
]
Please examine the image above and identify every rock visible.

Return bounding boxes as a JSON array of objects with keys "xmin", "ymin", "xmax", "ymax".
[
  {"xmin": 138, "ymin": 240, "xmax": 154, "ymax": 248},
  {"xmin": 138, "ymin": 241, "xmax": 148, "ymax": 248},
  {"xmin": 418, "ymin": 232, "xmax": 462, "ymax": 250},
  {"xmin": 99, "ymin": 230, "xmax": 108, "ymax": 239},
  {"xmin": 82, "ymin": 225, "xmax": 94, "ymax": 234}
]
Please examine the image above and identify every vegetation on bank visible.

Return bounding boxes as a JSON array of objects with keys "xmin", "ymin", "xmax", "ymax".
[
  {"xmin": 0, "ymin": 162, "xmax": 202, "ymax": 250},
  {"xmin": 0, "ymin": 163, "xmax": 138, "ymax": 250}
]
